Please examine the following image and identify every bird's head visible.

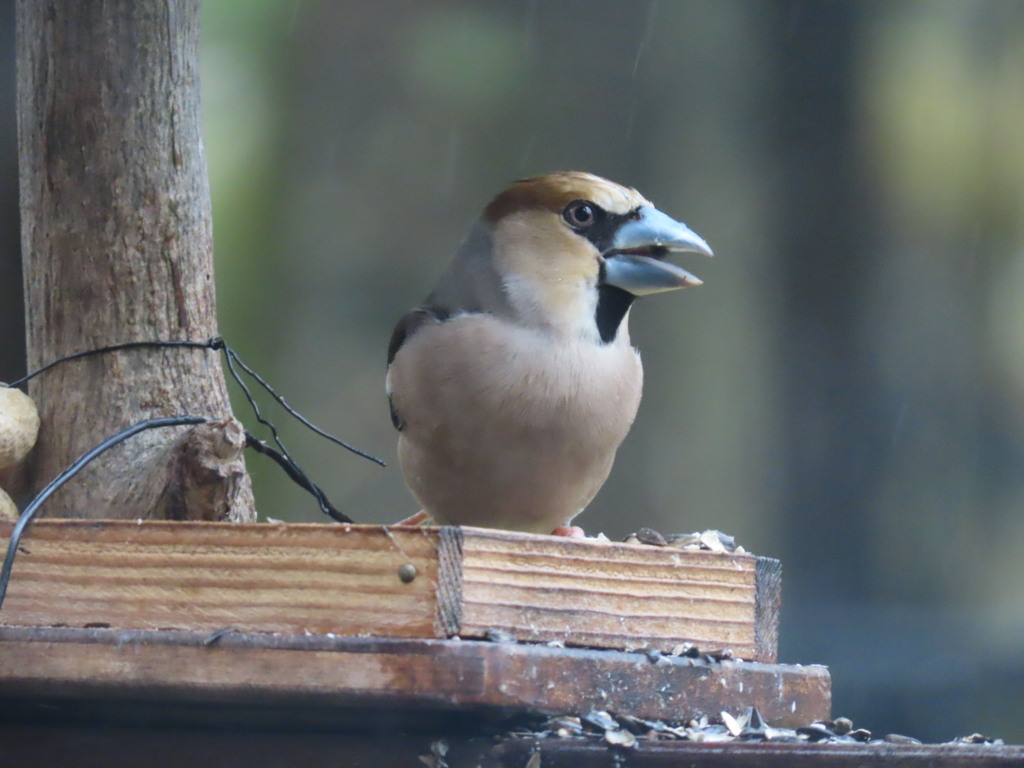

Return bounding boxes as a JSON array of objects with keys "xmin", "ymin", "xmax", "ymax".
[{"xmin": 469, "ymin": 171, "xmax": 712, "ymax": 342}]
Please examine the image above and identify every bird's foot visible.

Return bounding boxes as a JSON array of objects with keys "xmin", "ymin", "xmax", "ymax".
[{"xmin": 550, "ymin": 525, "xmax": 587, "ymax": 538}]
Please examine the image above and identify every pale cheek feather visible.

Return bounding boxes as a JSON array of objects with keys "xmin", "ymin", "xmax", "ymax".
[{"xmin": 492, "ymin": 214, "xmax": 602, "ymax": 337}]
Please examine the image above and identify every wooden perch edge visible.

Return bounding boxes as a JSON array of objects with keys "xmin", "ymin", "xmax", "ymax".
[{"xmin": 0, "ymin": 626, "xmax": 830, "ymax": 731}]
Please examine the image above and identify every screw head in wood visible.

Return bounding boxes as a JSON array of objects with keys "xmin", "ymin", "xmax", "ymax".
[{"xmin": 398, "ymin": 563, "xmax": 417, "ymax": 583}]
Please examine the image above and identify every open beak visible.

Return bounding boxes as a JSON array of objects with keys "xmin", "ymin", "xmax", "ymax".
[{"xmin": 603, "ymin": 205, "xmax": 713, "ymax": 296}]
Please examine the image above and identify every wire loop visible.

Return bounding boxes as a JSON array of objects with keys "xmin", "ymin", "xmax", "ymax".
[
  {"xmin": 0, "ymin": 416, "xmax": 210, "ymax": 607},
  {"xmin": 0, "ymin": 336, "xmax": 384, "ymax": 610}
]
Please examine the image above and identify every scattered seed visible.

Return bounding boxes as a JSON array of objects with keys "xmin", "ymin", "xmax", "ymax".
[
  {"xmin": 634, "ymin": 527, "xmax": 667, "ymax": 546},
  {"xmin": 797, "ymin": 724, "xmax": 835, "ymax": 742},
  {"xmin": 484, "ymin": 628, "xmax": 518, "ymax": 644},
  {"xmin": 832, "ymin": 716, "xmax": 853, "ymax": 735},
  {"xmin": 666, "ymin": 533, "xmax": 702, "ymax": 549},
  {"xmin": 581, "ymin": 710, "xmax": 619, "ymax": 731},
  {"xmin": 499, "ymin": 710, "xmax": 1005, "ymax": 750},
  {"xmin": 953, "ymin": 733, "xmax": 1003, "ymax": 745},
  {"xmin": 612, "ymin": 713, "xmax": 652, "ymax": 735},
  {"xmin": 884, "ymin": 733, "xmax": 922, "ymax": 745},
  {"xmin": 720, "ymin": 710, "xmax": 742, "ymax": 737},
  {"xmin": 604, "ymin": 728, "xmax": 636, "ymax": 748}
]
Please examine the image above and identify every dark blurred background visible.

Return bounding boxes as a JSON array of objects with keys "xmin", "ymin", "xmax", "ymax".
[{"xmin": 2, "ymin": 0, "xmax": 1023, "ymax": 744}]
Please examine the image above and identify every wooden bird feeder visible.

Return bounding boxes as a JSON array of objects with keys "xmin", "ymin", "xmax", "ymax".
[
  {"xmin": 0, "ymin": 519, "xmax": 831, "ymax": 734},
  {"xmin": 0, "ymin": 521, "xmax": 779, "ymax": 657},
  {"xmin": 6, "ymin": 521, "xmax": 1024, "ymax": 767}
]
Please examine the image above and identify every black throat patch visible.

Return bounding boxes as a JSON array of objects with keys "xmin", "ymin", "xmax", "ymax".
[
  {"xmin": 595, "ymin": 283, "xmax": 635, "ymax": 344},
  {"xmin": 587, "ymin": 208, "xmax": 641, "ymax": 344}
]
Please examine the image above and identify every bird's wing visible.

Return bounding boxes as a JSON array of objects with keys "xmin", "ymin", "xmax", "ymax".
[{"xmin": 386, "ymin": 306, "xmax": 447, "ymax": 430}]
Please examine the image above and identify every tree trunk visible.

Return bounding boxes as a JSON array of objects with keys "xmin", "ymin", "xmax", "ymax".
[{"xmin": 16, "ymin": 0, "xmax": 255, "ymax": 521}]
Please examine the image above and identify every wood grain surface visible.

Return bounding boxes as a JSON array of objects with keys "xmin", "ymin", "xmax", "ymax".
[
  {"xmin": 457, "ymin": 528, "xmax": 769, "ymax": 658},
  {"xmin": 0, "ymin": 520, "xmax": 440, "ymax": 636},
  {"xmin": 0, "ymin": 627, "xmax": 827, "ymax": 730},
  {"xmin": 0, "ymin": 520, "xmax": 779, "ymax": 660}
]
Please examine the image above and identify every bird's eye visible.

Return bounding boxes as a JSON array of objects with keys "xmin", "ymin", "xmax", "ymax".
[{"xmin": 563, "ymin": 200, "xmax": 597, "ymax": 229}]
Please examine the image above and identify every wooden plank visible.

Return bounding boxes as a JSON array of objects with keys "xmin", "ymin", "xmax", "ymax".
[
  {"xmin": 0, "ymin": 520, "xmax": 441, "ymax": 636},
  {"xmin": 0, "ymin": 520, "xmax": 778, "ymax": 660},
  {"xmin": 0, "ymin": 627, "xmax": 829, "ymax": 730},
  {"xmin": 457, "ymin": 528, "xmax": 774, "ymax": 660}
]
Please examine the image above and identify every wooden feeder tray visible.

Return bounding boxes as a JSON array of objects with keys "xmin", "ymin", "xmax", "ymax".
[{"xmin": 0, "ymin": 520, "xmax": 829, "ymax": 731}]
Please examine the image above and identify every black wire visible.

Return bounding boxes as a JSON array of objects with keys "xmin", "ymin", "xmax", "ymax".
[
  {"xmin": 0, "ymin": 416, "xmax": 210, "ymax": 610},
  {"xmin": 7, "ymin": 340, "xmax": 215, "ymax": 388},
  {"xmin": 219, "ymin": 343, "xmax": 385, "ymax": 467},
  {"xmin": 5, "ymin": 336, "xmax": 385, "ymax": 467},
  {"xmin": 2, "ymin": 336, "xmax": 385, "ymax": 525},
  {"xmin": 244, "ymin": 432, "xmax": 353, "ymax": 524},
  {"xmin": 220, "ymin": 347, "xmax": 337, "ymax": 521}
]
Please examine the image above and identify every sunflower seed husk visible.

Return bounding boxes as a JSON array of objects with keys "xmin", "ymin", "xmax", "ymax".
[
  {"xmin": 797, "ymin": 724, "xmax": 835, "ymax": 742},
  {"xmin": 744, "ymin": 706, "xmax": 766, "ymax": 731},
  {"xmin": 581, "ymin": 710, "xmax": 618, "ymax": 732},
  {"xmin": 484, "ymin": 628, "xmax": 517, "ymax": 644},
  {"xmin": 604, "ymin": 728, "xmax": 637, "ymax": 748},
  {"xmin": 634, "ymin": 527, "xmax": 668, "ymax": 546},
  {"xmin": 721, "ymin": 710, "xmax": 743, "ymax": 737},
  {"xmin": 666, "ymin": 533, "xmax": 702, "ymax": 549},
  {"xmin": 612, "ymin": 712, "xmax": 653, "ymax": 735},
  {"xmin": 951, "ymin": 733, "xmax": 1004, "ymax": 745},
  {"xmin": 831, "ymin": 716, "xmax": 853, "ymax": 735},
  {"xmin": 884, "ymin": 733, "xmax": 922, "ymax": 745}
]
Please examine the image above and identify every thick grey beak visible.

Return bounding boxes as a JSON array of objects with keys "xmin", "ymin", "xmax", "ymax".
[{"xmin": 603, "ymin": 205, "xmax": 713, "ymax": 296}]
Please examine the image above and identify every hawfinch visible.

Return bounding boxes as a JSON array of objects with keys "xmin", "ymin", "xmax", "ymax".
[{"xmin": 386, "ymin": 172, "xmax": 711, "ymax": 535}]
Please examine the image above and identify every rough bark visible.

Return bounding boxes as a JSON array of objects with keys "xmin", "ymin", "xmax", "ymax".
[{"xmin": 16, "ymin": 0, "xmax": 255, "ymax": 521}]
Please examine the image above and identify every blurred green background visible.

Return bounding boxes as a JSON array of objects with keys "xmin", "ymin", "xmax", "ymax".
[{"xmin": 2, "ymin": 0, "xmax": 1024, "ymax": 744}]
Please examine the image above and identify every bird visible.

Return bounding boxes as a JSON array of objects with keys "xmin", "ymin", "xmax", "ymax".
[{"xmin": 386, "ymin": 172, "xmax": 712, "ymax": 535}]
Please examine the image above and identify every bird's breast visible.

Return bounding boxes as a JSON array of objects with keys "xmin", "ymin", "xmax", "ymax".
[
  {"xmin": 388, "ymin": 313, "xmax": 644, "ymax": 530},
  {"xmin": 390, "ymin": 313, "xmax": 642, "ymax": 443}
]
